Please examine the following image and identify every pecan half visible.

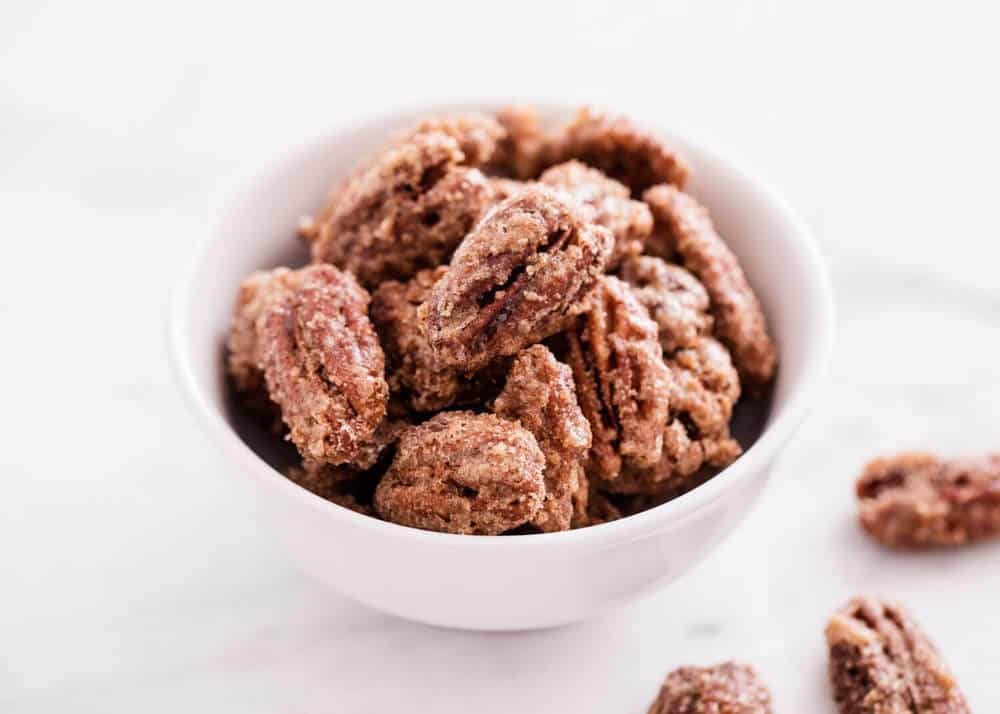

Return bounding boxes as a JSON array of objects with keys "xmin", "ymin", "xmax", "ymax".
[
  {"xmin": 565, "ymin": 276, "xmax": 672, "ymax": 481},
  {"xmin": 541, "ymin": 107, "xmax": 691, "ymax": 195},
  {"xmin": 419, "ymin": 185, "xmax": 613, "ymax": 370},
  {"xmin": 856, "ymin": 452, "xmax": 1000, "ymax": 548},
  {"xmin": 257, "ymin": 264, "xmax": 388, "ymax": 465},
  {"xmin": 825, "ymin": 596, "xmax": 969, "ymax": 714},
  {"xmin": 620, "ymin": 255, "xmax": 713, "ymax": 354},
  {"xmin": 540, "ymin": 160, "xmax": 653, "ymax": 267},
  {"xmin": 494, "ymin": 345, "xmax": 591, "ymax": 532},
  {"xmin": 309, "ymin": 131, "xmax": 494, "ymax": 287},
  {"xmin": 643, "ymin": 184, "xmax": 776, "ymax": 386},
  {"xmin": 373, "ymin": 412, "xmax": 545, "ymax": 535},
  {"xmin": 647, "ymin": 661, "xmax": 774, "ymax": 714}
]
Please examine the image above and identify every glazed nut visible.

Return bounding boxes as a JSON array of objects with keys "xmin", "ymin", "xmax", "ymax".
[
  {"xmin": 373, "ymin": 411, "xmax": 545, "ymax": 535},
  {"xmin": 418, "ymin": 185, "xmax": 614, "ymax": 370},
  {"xmin": 565, "ymin": 275, "xmax": 672, "ymax": 480},
  {"xmin": 256, "ymin": 264, "xmax": 389, "ymax": 465},
  {"xmin": 856, "ymin": 452, "xmax": 1000, "ymax": 548},
  {"xmin": 646, "ymin": 661, "xmax": 774, "ymax": 714},
  {"xmin": 494, "ymin": 344, "xmax": 591, "ymax": 532},
  {"xmin": 825, "ymin": 596, "xmax": 969, "ymax": 714}
]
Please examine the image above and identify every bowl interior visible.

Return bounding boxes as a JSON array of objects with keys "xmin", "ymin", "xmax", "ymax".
[{"xmin": 175, "ymin": 103, "xmax": 830, "ymax": 535}]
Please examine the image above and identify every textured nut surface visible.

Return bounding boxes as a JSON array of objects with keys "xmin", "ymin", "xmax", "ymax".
[
  {"xmin": 643, "ymin": 184, "xmax": 776, "ymax": 386},
  {"xmin": 285, "ymin": 461, "xmax": 373, "ymax": 515},
  {"xmin": 419, "ymin": 185, "xmax": 613, "ymax": 370},
  {"xmin": 488, "ymin": 105, "xmax": 545, "ymax": 179},
  {"xmin": 494, "ymin": 345, "xmax": 591, "ymax": 532},
  {"xmin": 395, "ymin": 112, "xmax": 505, "ymax": 168},
  {"xmin": 309, "ymin": 132, "xmax": 494, "ymax": 287},
  {"xmin": 373, "ymin": 411, "xmax": 545, "ymax": 534},
  {"xmin": 825, "ymin": 596, "xmax": 969, "ymax": 714},
  {"xmin": 565, "ymin": 276, "xmax": 672, "ymax": 481},
  {"xmin": 856, "ymin": 452, "xmax": 1000, "ymax": 548},
  {"xmin": 540, "ymin": 160, "xmax": 653, "ymax": 267},
  {"xmin": 647, "ymin": 661, "xmax": 774, "ymax": 714},
  {"xmin": 620, "ymin": 255, "xmax": 713, "ymax": 354},
  {"xmin": 542, "ymin": 107, "xmax": 691, "ymax": 194},
  {"xmin": 257, "ymin": 264, "xmax": 388, "ymax": 465}
]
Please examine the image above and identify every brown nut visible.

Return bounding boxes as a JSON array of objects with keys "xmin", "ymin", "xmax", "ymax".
[
  {"xmin": 539, "ymin": 160, "xmax": 653, "ymax": 267},
  {"xmin": 494, "ymin": 345, "xmax": 591, "ymax": 532},
  {"xmin": 541, "ymin": 106, "xmax": 691, "ymax": 195},
  {"xmin": 825, "ymin": 596, "xmax": 969, "ymax": 714},
  {"xmin": 620, "ymin": 255, "xmax": 713, "ymax": 354},
  {"xmin": 373, "ymin": 411, "xmax": 545, "ymax": 535},
  {"xmin": 643, "ymin": 184, "xmax": 776, "ymax": 386},
  {"xmin": 488, "ymin": 105, "xmax": 546, "ymax": 179},
  {"xmin": 647, "ymin": 661, "xmax": 774, "ymax": 714},
  {"xmin": 599, "ymin": 336, "xmax": 741, "ymax": 496},
  {"xmin": 856, "ymin": 452, "xmax": 1000, "ymax": 548},
  {"xmin": 565, "ymin": 275, "xmax": 672, "ymax": 481},
  {"xmin": 419, "ymin": 185, "xmax": 614, "ymax": 370},
  {"xmin": 309, "ymin": 131, "xmax": 494, "ymax": 287},
  {"xmin": 257, "ymin": 264, "xmax": 389, "ymax": 465}
]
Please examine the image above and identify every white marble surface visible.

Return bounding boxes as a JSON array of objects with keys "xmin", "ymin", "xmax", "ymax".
[{"xmin": 2, "ymin": 1, "xmax": 999, "ymax": 711}]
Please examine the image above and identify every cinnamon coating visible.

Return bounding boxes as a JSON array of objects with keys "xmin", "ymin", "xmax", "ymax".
[
  {"xmin": 256, "ymin": 264, "xmax": 389, "ymax": 465},
  {"xmin": 856, "ymin": 452, "xmax": 1000, "ymax": 548},
  {"xmin": 494, "ymin": 345, "xmax": 591, "ymax": 532},
  {"xmin": 309, "ymin": 131, "xmax": 494, "ymax": 287},
  {"xmin": 373, "ymin": 412, "xmax": 545, "ymax": 535},
  {"xmin": 540, "ymin": 160, "xmax": 653, "ymax": 267},
  {"xmin": 825, "ymin": 597, "xmax": 969, "ymax": 714},
  {"xmin": 647, "ymin": 661, "xmax": 774, "ymax": 714},
  {"xmin": 488, "ymin": 105, "xmax": 546, "ymax": 179},
  {"xmin": 395, "ymin": 112, "xmax": 505, "ymax": 168},
  {"xmin": 604, "ymin": 337, "xmax": 741, "ymax": 495},
  {"xmin": 643, "ymin": 184, "xmax": 776, "ymax": 386},
  {"xmin": 620, "ymin": 255, "xmax": 713, "ymax": 354},
  {"xmin": 542, "ymin": 107, "xmax": 691, "ymax": 195},
  {"xmin": 565, "ymin": 276, "xmax": 672, "ymax": 481},
  {"xmin": 418, "ymin": 185, "xmax": 614, "ymax": 370}
]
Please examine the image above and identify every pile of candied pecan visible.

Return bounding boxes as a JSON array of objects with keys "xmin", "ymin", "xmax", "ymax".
[{"xmin": 226, "ymin": 106, "xmax": 777, "ymax": 535}]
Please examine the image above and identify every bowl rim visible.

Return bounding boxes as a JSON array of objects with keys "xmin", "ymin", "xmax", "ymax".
[{"xmin": 168, "ymin": 101, "xmax": 835, "ymax": 552}]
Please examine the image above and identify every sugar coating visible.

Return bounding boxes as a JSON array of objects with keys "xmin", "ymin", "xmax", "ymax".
[
  {"xmin": 825, "ymin": 596, "xmax": 969, "ymax": 714},
  {"xmin": 620, "ymin": 255, "xmax": 713, "ymax": 354},
  {"xmin": 374, "ymin": 412, "xmax": 545, "ymax": 535},
  {"xmin": 856, "ymin": 452, "xmax": 1000, "ymax": 548},
  {"xmin": 646, "ymin": 661, "xmax": 774, "ymax": 714}
]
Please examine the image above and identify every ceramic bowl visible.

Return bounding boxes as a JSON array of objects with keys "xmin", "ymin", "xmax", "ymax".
[{"xmin": 169, "ymin": 102, "xmax": 834, "ymax": 630}]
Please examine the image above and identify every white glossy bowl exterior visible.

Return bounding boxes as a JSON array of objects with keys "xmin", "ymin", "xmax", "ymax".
[{"xmin": 169, "ymin": 103, "xmax": 834, "ymax": 631}]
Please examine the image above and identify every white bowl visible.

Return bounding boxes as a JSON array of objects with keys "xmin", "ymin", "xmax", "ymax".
[{"xmin": 169, "ymin": 103, "xmax": 834, "ymax": 631}]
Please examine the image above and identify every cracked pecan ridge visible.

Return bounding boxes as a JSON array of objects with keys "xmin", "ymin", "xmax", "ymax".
[
  {"xmin": 418, "ymin": 185, "xmax": 613, "ymax": 370},
  {"xmin": 373, "ymin": 411, "xmax": 545, "ymax": 535},
  {"xmin": 825, "ymin": 597, "xmax": 969, "ymax": 714},
  {"xmin": 856, "ymin": 452, "xmax": 1000, "ymax": 548},
  {"xmin": 647, "ymin": 661, "xmax": 774, "ymax": 714},
  {"xmin": 256, "ymin": 264, "xmax": 388, "ymax": 465},
  {"xmin": 565, "ymin": 275, "xmax": 672, "ymax": 481},
  {"xmin": 308, "ymin": 131, "xmax": 494, "ymax": 288},
  {"xmin": 494, "ymin": 345, "xmax": 591, "ymax": 532},
  {"xmin": 542, "ymin": 107, "xmax": 691, "ymax": 195},
  {"xmin": 643, "ymin": 184, "xmax": 776, "ymax": 386}
]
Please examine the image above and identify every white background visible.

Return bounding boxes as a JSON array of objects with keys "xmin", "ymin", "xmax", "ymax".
[{"xmin": 3, "ymin": 1, "xmax": 999, "ymax": 711}]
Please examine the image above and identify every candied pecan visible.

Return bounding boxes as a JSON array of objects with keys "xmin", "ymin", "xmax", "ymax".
[
  {"xmin": 494, "ymin": 345, "xmax": 591, "ymax": 532},
  {"xmin": 489, "ymin": 176, "xmax": 529, "ymax": 202},
  {"xmin": 373, "ymin": 412, "xmax": 545, "ymax": 535},
  {"xmin": 488, "ymin": 105, "xmax": 546, "ymax": 179},
  {"xmin": 582, "ymin": 488, "xmax": 622, "ymax": 527},
  {"xmin": 309, "ymin": 132, "xmax": 494, "ymax": 287},
  {"xmin": 285, "ymin": 461, "xmax": 373, "ymax": 515},
  {"xmin": 647, "ymin": 661, "xmax": 774, "ymax": 714},
  {"xmin": 600, "ymin": 337, "xmax": 741, "ymax": 496},
  {"xmin": 825, "ymin": 596, "xmax": 969, "ymax": 714},
  {"xmin": 620, "ymin": 255, "xmax": 713, "ymax": 354},
  {"xmin": 257, "ymin": 264, "xmax": 388, "ymax": 464},
  {"xmin": 540, "ymin": 160, "xmax": 653, "ymax": 267},
  {"xmin": 418, "ymin": 186, "xmax": 613, "ymax": 370},
  {"xmin": 395, "ymin": 112, "xmax": 505, "ymax": 168},
  {"xmin": 541, "ymin": 107, "xmax": 690, "ymax": 195},
  {"xmin": 643, "ymin": 184, "xmax": 776, "ymax": 386},
  {"xmin": 856, "ymin": 452, "xmax": 1000, "ymax": 548},
  {"xmin": 565, "ymin": 276, "xmax": 672, "ymax": 481}
]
